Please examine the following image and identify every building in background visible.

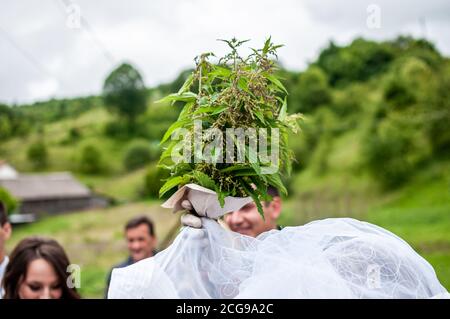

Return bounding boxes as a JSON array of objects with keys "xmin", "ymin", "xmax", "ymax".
[
  {"xmin": 0, "ymin": 162, "xmax": 108, "ymax": 220},
  {"xmin": 0, "ymin": 161, "xmax": 18, "ymax": 179}
]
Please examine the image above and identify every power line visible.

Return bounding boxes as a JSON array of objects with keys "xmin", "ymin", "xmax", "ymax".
[
  {"xmin": 57, "ymin": 0, "xmax": 116, "ymax": 66},
  {"xmin": 0, "ymin": 24, "xmax": 60, "ymax": 83}
]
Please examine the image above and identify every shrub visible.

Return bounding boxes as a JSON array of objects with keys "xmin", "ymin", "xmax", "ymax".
[
  {"xmin": 69, "ymin": 127, "xmax": 82, "ymax": 140},
  {"xmin": 104, "ymin": 121, "xmax": 128, "ymax": 138},
  {"xmin": 0, "ymin": 187, "xmax": 19, "ymax": 214},
  {"xmin": 79, "ymin": 145, "xmax": 103, "ymax": 174},
  {"xmin": 361, "ymin": 116, "xmax": 432, "ymax": 189},
  {"xmin": 143, "ymin": 163, "xmax": 169, "ymax": 198},
  {"xmin": 27, "ymin": 141, "xmax": 48, "ymax": 169},
  {"xmin": 293, "ymin": 66, "xmax": 332, "ymax": 113},
  {"xmin": 123, "ymin": 140, "xmax": 158, "ymax": 171}
]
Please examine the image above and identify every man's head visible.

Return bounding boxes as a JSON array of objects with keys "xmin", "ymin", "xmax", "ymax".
[
  {"xmin": 224, "ymin": 187, "xmax": 282, "ymax": 238},
  {"xmin": 0, "ymin": 201, "xmax": 12, "ymax": 257},
  {"xmin": 124, "ymin": 216, "xmax": 157, "ymax": 263}
]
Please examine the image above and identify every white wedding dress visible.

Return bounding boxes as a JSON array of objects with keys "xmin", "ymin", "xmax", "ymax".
[{"xmin": 108, "ymin": 217, "xmax": 449, "ymax": 299}]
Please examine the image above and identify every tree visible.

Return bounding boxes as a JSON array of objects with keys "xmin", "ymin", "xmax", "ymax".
[
  {"xmin": 316, "ymin": 38, "xmax": 394, "ymax": 86},
  {"xmin": 27, "ymin": 141, "xmax": 48, "ymax": 169},
  {"xmin": 103, "ymin": 63, "xmax": 147, "ymax": 128},
  {"xmin": 123, "ymin": 140, "xmax": 158, "ymax": 171},
  {"xmin": 79, "ymin": 145, "xmax": 103, "ymax": 174},
  {"xmin": 292, "ymin": 66, "xmax": 332, "ymax": 113},
  {"xmin": 142, "ymin": 163, "xmax": 169, "ymax": 198},
  {"xmin": 0, "ymin": 187, "xmax": 18, "ymax": 213}
]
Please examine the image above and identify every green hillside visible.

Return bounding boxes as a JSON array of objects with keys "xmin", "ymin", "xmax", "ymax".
[{"xmin": 1, "ymin": 36, "xmax": 449, "ymax": 297}]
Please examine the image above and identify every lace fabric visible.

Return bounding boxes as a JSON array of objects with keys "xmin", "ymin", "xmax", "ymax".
[{"xmin": 108, "ymin": 217, "xmax": 449, "ymax": 299}]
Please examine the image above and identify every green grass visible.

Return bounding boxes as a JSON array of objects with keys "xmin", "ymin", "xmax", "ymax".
[
  {"xmin": 0, "ymin": 107, "xmax": 153, "ymax": 202},
  {"xmin": 7, "ymin": 201, "xmax": 179, "ymax": 298},
  {"xmin": 77, "ymin": 167, "xmax": 148, "ymax": 202},
  {"xmin": 422, "ymin": 253, "xmax": 450, "ymax": 290},
  {"xmin": 364, "ymin": 163, "xmax": 450, "ymax": 288}
]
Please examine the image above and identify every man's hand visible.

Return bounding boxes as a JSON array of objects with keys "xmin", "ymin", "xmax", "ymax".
[
  {"xmin": 179, "ymin": 200, "xmax": 209, "ymax": 251},
  {"xmin": 180, "ymin": 199, "xmax": 203, "ymax": 229}
]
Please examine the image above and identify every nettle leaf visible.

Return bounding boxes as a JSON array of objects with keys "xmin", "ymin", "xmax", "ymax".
[
  {"xmin": 178, "ymin": 101, "xmax": 194, "ymax": 120},
  {"xmin": 262, "ymin": 36, "xmax": 272, "ymax": 56},
  {"xmin": 178, "ymin": 73, "xmax": 194, "ymax": 94},
  {"xmin": 159, "ymin": 142, "xmax": 176, "ymax": 163},
  {"xmin": 216, "ymin": 187, "xmax": 230, "ymax": 208},
  {"xmin": 173, "ymin": 163, "xmax": 193, "ymax": 176},
  {"xmin": 237, "ymin": 77, "xmax": 250, "ymax": 93},
  {"xmin": 265, "ymin": 73, "xmax": 288, "ymax": 94},
  {"xmin": 193, "ymin": 171, "xmax": 216, "ymax": 190},
  {"xmin": 193, "ymin": 105, "xmax": 228, "ymax": 116},
  {"xmin": 265, "ymin": 173, "xmax": 288, "ymax": 196},
  {"xmin": 210, "ymin": 65, "xmax": 231, "ymax": 78},
  {"xmin": 254, "ymin": 110, "xmax": 267, "ymax": 125},
  {"xmin": 159, "ymin": 176, "xmax": 183, "ymax": 197},
  {"xmin": 198, "ymin": 96, "xmax": 209, "ymax": 106},
  {"xmin": 235, "ymin": 170, "xmax": 260, "ymax": 177},
  {"xmin": 160, "ymin": 118, "xmax": 191, "ymax": 144},
  {"xmin": 240, "ymin": 180, "xmax": 265, "ymax": 218},
  {"xmin": 220, "ymin": 165, "xmax": 249, "ymax": 173},
  {"xmin": 278, "ymin": 97, "xmax": 287, "ymax": 121},
  {"xmin": 156, "ymin": 92, "xmax": 197, "ymax": 105}
]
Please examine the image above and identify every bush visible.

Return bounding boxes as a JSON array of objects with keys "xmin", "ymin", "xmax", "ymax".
[
  {"xmin": 27, "ymin": 141, "xmax": 48, "ymax": 169},
  {"xmin": 361, "ymin": 116, "xmax": 432, "ymax": 189},
  {"xmin": 292, "ymin": 66, "xmax": 332, "ymax": 113},
  {"xmin": 79, "ymin": 145, "xmax": 104, "ymax": 174},
  {"xmin": 142, "ymin": 163, "xmax": 169, "ymax": 198},
  {"xmin": 289, "ymin": 118, "xmax": 319, "ymax": 172},
  {"xmin": 309, "ymin": 134, "xmax": 332, "ymax": 175},
  {"xmin": 426, "ymin": 63, "xmax": 450, "ymax": 156},
  {"xmin": 332, "ymin": 85, "xmax": 363, "ymax": 117},
  {"xmin": 104, "ymin": 121, "xmax": 129, "ymax": 138},
  {"xmin": 123, "ymin": 140, "xmax": 159, "ymax": 171},
  {"xmin": 383, "ymin": 80, "xmax": 416, "ymax": 109},
  {"xmin": 0, "ymin": 187, "xmax": 19, "ymax": 214},
  {"xmin": 0, "ymin": 104, "xmax": 32, "ymax": 140},
  {"xmin": 317, "ymin": 38, "xmax": 394, "ymax": 86},
  {"xmin": 130, "ymin": 102, "xmax": 180, "ymax": 140},
  {"xmin": 69, "ymin": 127, "xmax": 82, "ymax": 140}
]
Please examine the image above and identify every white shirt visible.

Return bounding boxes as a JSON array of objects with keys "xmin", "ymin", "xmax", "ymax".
[{"xmin": 0, "ymin": 256, "xmax": 9, "ymax": 299}]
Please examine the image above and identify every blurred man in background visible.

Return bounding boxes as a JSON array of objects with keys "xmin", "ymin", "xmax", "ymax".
[
  {"xmin": 0, "ymin": 201, "xmax": 12, "ymax": 298},
  {"xmin": 105, "ymin": 216, "xmax": 157, "ymax": 296}
]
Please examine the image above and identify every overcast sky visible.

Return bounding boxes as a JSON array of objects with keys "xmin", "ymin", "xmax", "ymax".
[{"xmin": 1, "ymin": 0, "xmax": 449, "ymax": 104}]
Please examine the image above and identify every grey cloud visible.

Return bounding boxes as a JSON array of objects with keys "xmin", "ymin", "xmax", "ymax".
[{"xmin": 0, "ymin": 0, "xmax": 449, "ymax": 104}]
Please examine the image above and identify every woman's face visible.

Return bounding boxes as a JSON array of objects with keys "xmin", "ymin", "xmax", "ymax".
[{"xmin": 18, "ymin": 258, "xmax": 63, "ymax": 299}]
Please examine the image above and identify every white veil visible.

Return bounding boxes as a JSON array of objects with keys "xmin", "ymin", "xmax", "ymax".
[{"xmin": 108, "ymin": 185, "xmax": 449, "ymax": 299}]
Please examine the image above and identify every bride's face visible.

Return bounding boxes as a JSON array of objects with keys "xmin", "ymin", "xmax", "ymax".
[{"xmin": 224, "ymin": 198, "xmax": 281, "ymax": 237}]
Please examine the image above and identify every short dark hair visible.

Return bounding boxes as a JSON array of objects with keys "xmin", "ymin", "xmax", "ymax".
[
  {"xmin": 0, "ymin": 201, "xmax": 8, "ymax": 226},
  {"xmin": 125, "ymin": 216, "xmax": 155, "ymax": 236},
  {"xmin": 267, "ymin": 186, "xmax": 280, "ymax": 198},
  {"xmin": 263, "ymin": 186, "xmax": 280, "ymax": 207}
]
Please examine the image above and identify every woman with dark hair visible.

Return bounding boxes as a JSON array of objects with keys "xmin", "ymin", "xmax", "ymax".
[{"xmin": 2, "ymin": 237, "xmax": 80, "ymax": 299}]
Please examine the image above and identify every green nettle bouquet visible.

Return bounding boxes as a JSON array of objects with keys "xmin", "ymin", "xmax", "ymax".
[{"xmin": 157, "ymin": 38, "xmax": 302, "ymax": 216}]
